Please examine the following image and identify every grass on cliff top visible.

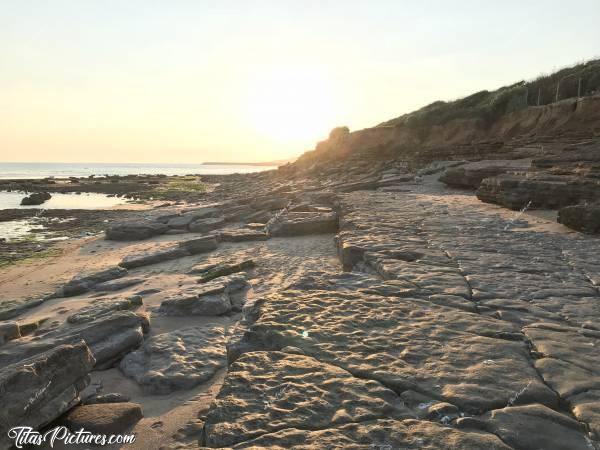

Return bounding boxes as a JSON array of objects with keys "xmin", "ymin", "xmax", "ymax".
[{"xmin": 380, "ymin": 58, "xmax": 600, "ymax": 129}]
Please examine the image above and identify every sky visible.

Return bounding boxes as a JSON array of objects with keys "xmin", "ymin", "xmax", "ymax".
[{"xmin": 1, "ymin": 0, "xmax": 599, "ymax": 164}]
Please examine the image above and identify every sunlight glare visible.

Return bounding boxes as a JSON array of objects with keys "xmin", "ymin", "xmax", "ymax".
[{"xmin": 242, "ymin": 64, "xmax": 341, "ymax": 146}]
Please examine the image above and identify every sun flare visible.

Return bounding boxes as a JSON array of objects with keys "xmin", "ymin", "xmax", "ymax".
[{"xmin": 242, "ymin": 65, "xmax": 341, "ymax": 146}]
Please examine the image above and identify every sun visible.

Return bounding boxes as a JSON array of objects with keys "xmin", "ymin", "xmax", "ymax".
[{"xmin": 241, "ymin": 64, "xmax": 341, "ymax": 146}]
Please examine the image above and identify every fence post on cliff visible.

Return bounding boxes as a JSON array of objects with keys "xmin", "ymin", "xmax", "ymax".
[
  {"xmin": 555, "ymin": 80, "xmax": 561, "ymax": 102},
  {"xmin": 537, "ymin": 87, "xmax": 541, "ymax": 106},
  {"xmin": 577, "ymin": 77, "xmax": 582, "ymax": 98}
]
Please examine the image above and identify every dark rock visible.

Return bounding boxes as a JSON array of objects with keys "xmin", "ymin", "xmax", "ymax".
[
  {"xmin": 20, "ymin": 192, "xmax": 51, "ymax": 206},
  {"xmin": 54, "ymin": 266, "xmax": 129, "ymax": 298},
  {"xmin": 558, "ymin": 202, "xmax": 600, "ymax": 233},
  {"xmin": 105, "ymin": 221, "xmax": 168, "ymax": 241},
  {"xmin": 0, "ymin": 342, "xmax": 95, "ymax": 449},
  {"xmin": 65, "ymin": 402, "xmax": 143, "ymax": 434}
]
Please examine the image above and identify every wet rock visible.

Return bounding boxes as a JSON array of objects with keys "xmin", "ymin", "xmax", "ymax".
[
  {"xmin": 188, "ymin": 217, "xmax": 225, "ymax": 233},
  {"xmin": 20, "ymin": 191, "xmax": 51, "ymax": 206},
  {"xmin": 0, "ymin": 342, "xmax": 95, "ymax": 449},
  {"xmin": 203, "ymin": 351, "xmax": 412, "ymax": 447},
  {"xmin": 267, "ymin": 211, "xmax": 338, "ymax": 236},
  {"xmin": 65, "ymin": 402, "xmax": 143, "ymax": 434},
  {"xmin": 218, "ymin": 228, "xmax": 269, "ymax": 242},
  {"xmin": 54, "ymin": 266, "xmax": 128, "ymax": 298},
  {"xmin": 467, "ymin": 404, "xmax": 592, "ymax": 450},
  {"xmin": 193, "ymin": 259, "xmax": 255, "ymax": 283},
  {"xmin": 67, "ymin": 296, "xmax": 143, "ymax": 324},
  {"xmin": 119, "ymin": 326, "xmax": 226, "ymax": 394},
  {"xmin": 558, "ymin": 202, "xmax": 600, "ymax": 233},
  {"xmin": 120, "ymin": 236, "xmax": 218, "ymax": 269},
  {"xmin": 439, "ymin": 159, "xmax": 531, "ymax": 189},
  {"xmin": 105, "ymin": 220, "xmax": 168, "ymax": 241},
  {"xmin": 159, "ymin": 274, "xmax": 249, "ymax": 315}
]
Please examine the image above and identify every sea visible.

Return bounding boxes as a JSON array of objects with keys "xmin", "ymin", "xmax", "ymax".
[{"xmin": 0, "ymin": 162, "xmax": 277, "ymax": 179}]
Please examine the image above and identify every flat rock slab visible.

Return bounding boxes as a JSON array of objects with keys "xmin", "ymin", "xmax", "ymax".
[
  {"xmin": 189, "ymin": 217, "xmax": 225, "ymax": 233},
  {"xmin": 193, "ymin": 259, "xmax": 255, "ymax": 283},
  {"xmin": 93, "ymin": 277, "xmax": 145, "ymax": 292},
  {"xmin": 105, "ymin": 221, "xmax": 168, "ymax": 241},
  {"xmin": 558, "ymin": 202, "xmax": 600, "ymax": 233},
  {"xmin": 120, "ymin": 236, "xmax": 218, "ymax": 269},
  {"xmin": 54, "ymin": 266, "xmax": 128, "ymax": 297},
  {"xmin": 218, "ymin": 229, "xmax": 269, "ymax": 242},
  {"xmin": 463, "ymin": 404, "xmax": 594, "ymax": 450},
  {"xmin": 267, "ymin": 211, "xmax": 338, "ymax": 236},
  {"xmin": 0, "ymin": 342, "xmax": 95, "ymax": 449},
  {"xmin": 223, "ymin": 418, "xmax": 511, "ymax": 449},
  {"xmin": 159, "ymin": 274, "xmax": 249, "ymax": 315},
  {"xmin": 203, "ymin": 351, "xmax": 412, "ymax": 447},
  {"xmin": 67, "ymin": 296, "xmax": 143, "ymax": 324},
  {"xmin": 0, "ymin": 311, "xmax": 146, "ymax": 369},
  {"xmin": 119, "ymin": 326, "xmax": 227, "ymax": 394},
  {"xmin": 65, "ymin": 402, "xmax": 143, "ymax": 434},
  {"xmin": 242, "ymin": 286, "xmax": 556, "ymax": 414}
]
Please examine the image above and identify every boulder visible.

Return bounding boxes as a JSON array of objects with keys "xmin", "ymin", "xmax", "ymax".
[
  {"xmin": 119, "ymin": 326, "xmax": 227, "ymax": 394},
  {"xmin": 267, "ymin": 211, "xmax": 338, "ymax": 236},
  {"xmin": 65, "ymin": 402, "xmax": 143, "ymax": 434},
  {"xmin": 250, "ymin": 196, "xmax": 289, "ymax": 211},
  {"xmin": 20, "ymin": 192, "xmax": 51, "ymax": 206},
  {"xmin": 105, "ymin": 221, "xmax": 168, "ymax": 241},
  {"xmin": 558, "ymin": 202, "xmax": 600, "ymax": 233},
  {"xmin": 188, "ymin": 217, "xmax": 225, "ymax": 233},
  {"xmin": 0, "ymin": 342, "xmax": 95, "ymax": 449}
]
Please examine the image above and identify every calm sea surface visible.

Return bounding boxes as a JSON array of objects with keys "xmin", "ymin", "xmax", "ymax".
[{"xmin": 0, "ymin": 162, "xmax": 276, "ymax": 179}]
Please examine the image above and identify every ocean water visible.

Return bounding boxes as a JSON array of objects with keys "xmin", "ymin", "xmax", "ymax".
[{"xmin": 0, "ymin": 162, "xmax": 277, "ymax": 179}]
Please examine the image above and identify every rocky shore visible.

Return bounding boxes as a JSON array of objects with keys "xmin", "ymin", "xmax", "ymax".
[
  {"xmin": 2, "ymin": 90, "xmax": 600, "ymax": 448},
  {"xmin": 0, "ymin": 148, "xmax": 599, "ymax": 449}
]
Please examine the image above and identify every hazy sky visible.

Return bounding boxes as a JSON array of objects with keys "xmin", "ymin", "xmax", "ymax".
[{"xmin": 1, "ymin": 1, "xmax": 599, "ymax": 163}]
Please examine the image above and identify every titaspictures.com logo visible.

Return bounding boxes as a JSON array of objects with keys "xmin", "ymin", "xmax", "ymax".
[{"xmin": 8, "ymin": 426, "xmax": 136, "ymax": 448}]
